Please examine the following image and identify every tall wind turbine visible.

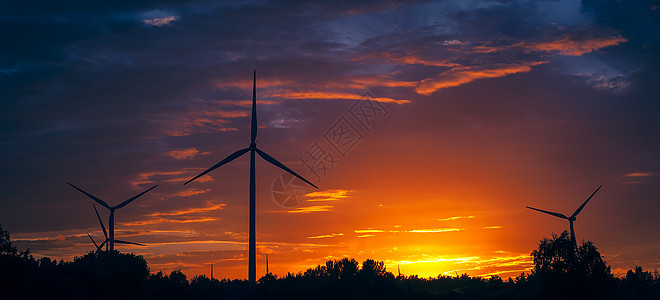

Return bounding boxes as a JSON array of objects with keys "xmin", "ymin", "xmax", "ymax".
[
  {"xmin": 526, "ymin": 185, "xmax": 602, "ymax": 250},
  {"xmin": 184, "ymin": 70, "xmax": 318, "ymax": 282},
  {"xmin": 67, "ymin": 182, "xmax": 157, "ymax": 251}
]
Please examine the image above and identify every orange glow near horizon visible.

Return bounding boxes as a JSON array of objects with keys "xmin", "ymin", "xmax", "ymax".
[
  {"xmin": 15, "ymin": 174, "xmax": 644, "ymax": 281},
  {"xmin": 8, "ymin": 31, "xmax": 645, "ymax": 282}
]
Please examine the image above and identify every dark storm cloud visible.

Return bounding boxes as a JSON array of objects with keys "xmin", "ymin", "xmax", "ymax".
[{"xmin": 580, "ymin": 0, "xmax": 660, "ymax": 150}]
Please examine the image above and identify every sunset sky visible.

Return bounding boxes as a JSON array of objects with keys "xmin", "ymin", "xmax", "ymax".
[{"xmin": 2, "ymin": 0, "xmax": 659, "ymax": 280}]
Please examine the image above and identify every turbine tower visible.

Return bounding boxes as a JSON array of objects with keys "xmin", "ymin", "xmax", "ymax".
[
  {"xmin": 184, "ymin": 70, "xmax": 318, "ymax": 283},
  {"xmin": 526, "ymin": 185, "xmax": 602, "ymax": 250},
  {"xmin": 68, "ymin": 182, "xmax": 157, "ymax": 251}
]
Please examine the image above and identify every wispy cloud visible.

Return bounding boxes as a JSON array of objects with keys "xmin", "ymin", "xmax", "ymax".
[
  {"xmin": 308, "ymin": 233, "xmax": 344, "ymax": 239},
  {"xmin": 287, "ymin": 205, "xmax": 333, "ymax": 213},
  {"xmin": 149, "ymin": 203, "xmax": 225, "ymax": 217},
  {"xmin": 143, "ymin": 16, "xmax": 178, "ymax": 26},
  {"xmin": 623, "ymin": 172, "xmax": 655, "ymax": 184},
  {"xmin": 174, "ymin": 189, "xmax": 211, "ymax": 197},
  {"xmin": 354, "ymin": 229, "xmax": 385, "ymax": 233},
  {"xmin": 482, "ymin": 226, "xmax": 502, "ymax": 229},
  {"xmin": 437, "ymin": 216, "xmax": 475, "ymax": 221},
  {"xmin": 416, "ymin": 62, "xmax": 546, "ymax": 95},
  {"xmin": 519, "ymin": 35, "xmax": 627, "ymax": 56},
  {"xmin": 352, "ymin": 227, "xmax": 464, "ymax": 234},
  {"xmin": 305, "ymin": 189, "xmax": 352, "ymax": 202},
  {"xmin": 165, "ymin": 148, "xmax": 211, "ymax": 160},
  {"xmin": 133, "ymin": 169, "xmax": 214, "ymax": 187},
  {"xmin": 359, "ymin": 29, "xmax": 627, "ymax": 95},
  {"xmin": 132, "ymin": 170, "xmax": 187, "ymax": 187},
  {"xmin": 155, "ymin": 110, "xmax": 242, "ymax": 137},
  {"xmin": 121, "ymin": 217, "xmax": 217, "ymax": 226},
  {"xmin": 625, "ymin": 172, "xmax": 654, "ymax": 177},
  {"xmin": 267, "ymin": 90, "xmax": 410, "ymax": 104},
  {"xmin": 120, "ymin": 203, "xmax": 225, "ymax": 226},
  {"xmin": 408, "ymin": 228, "xmax": 463, "ymax": 233}
]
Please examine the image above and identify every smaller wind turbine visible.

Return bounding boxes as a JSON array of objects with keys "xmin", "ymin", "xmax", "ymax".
[
  {"xmin": 68, "ymin": 182, "xmax": 157, "ymax": 251},
  {"xmin": 86, "ymin": 233, "xmax": 104, "ymax": 254},
  {"xmin": 526, "ymin": 185, "xmax": 602, "ymax": 250},
  {"xmin": 92, "ymin": 203, "xmax": 109, "ymax": 252},
  {"xmin": 210, "ymin": 263, "xmax": 214, "ymax": 280},
  {"xmin": 86, "ymin": 204, "xmax": 145, "ymax": 253}
]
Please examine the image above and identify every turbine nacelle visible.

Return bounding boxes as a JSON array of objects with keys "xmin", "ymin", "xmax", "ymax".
[
  {"xmin": 68, "ymin": 182, "xmax": 157, "ymax": 252},
  {"xmin": 525, "ymin": 185, "xmax": 602, "ymax": 250}
]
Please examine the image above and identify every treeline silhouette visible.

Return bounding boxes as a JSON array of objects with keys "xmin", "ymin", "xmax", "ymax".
[{"xmin": 1, "ymin": 225, "xmax": 658, "ymax": 299}]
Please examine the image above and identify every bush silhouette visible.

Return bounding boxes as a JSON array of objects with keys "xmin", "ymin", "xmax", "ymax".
[
  {"xmin": 530, "ymin": 230, "xmax": 613, "ymax": 299},
  {"xmin": 0, "ymin": 224, "xmax": 18, "ymax": 256}
]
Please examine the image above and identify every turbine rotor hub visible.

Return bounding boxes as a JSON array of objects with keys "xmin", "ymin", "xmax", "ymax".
[
  {"xmin": 568, "ymin": 216, "xmax": 576, "ymax": 221},
  {"xmin": 249, "ymin": 143, "xmax": 256, "ymax": 149}
]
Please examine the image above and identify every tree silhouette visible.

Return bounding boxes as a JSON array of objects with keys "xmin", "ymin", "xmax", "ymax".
[
  {"xmin": 531, "ymin": 231, "xmax": 611, "ymax": 278},
  {"xmin": 532, "ymin": 231, "xmax": 577, "ymax": 275},
  {"xmin": 326, "ymin": 257, "xmax": 359, "ymax": 280},
  {"xmin": 622, "ymin": 266, "xmax": 656, "ymax": 298},
  {"xmin": 0, "ymin": 224, "xmax": 18, "ymax": 255},
  {"xmin": 2, "ymin": 224, "xmax": 659, "ymax": 299},
  {"xmin": 531, "ymin": 230, "xmax": 613, "ymax": 299},
  {"xmin": 625, "ymin": 266, "xmax": 654, "ymax": 284},
  {"xmin": 63, "ymin": 251, "xmax": 150, "ymax": 299}
]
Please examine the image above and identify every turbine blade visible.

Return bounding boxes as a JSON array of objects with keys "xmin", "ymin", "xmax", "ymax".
[
  {"xmin": 87, "ymin": 233, "xmax": 99, "ymax": 248},
  {"xmin": 114, "ymin": 240, "xmax": 145, "ymax": 246},
  {"xmin": 98, "ymin": 240, "xmax": 107, "ymax": 250},
  {"xmin": 114, "ymin": 184, "xmax": 158, "ymax": 209},
  {"xmin": 67, "ymin": 182, "xmax": 111, "ymax": 209},
  {"xmin": 525, "ymin": 206, "xmax": 568, "ymax": 219},
  {"xmin": 184, "ymin": 148, "xmax": 250, "ymax": 185},
  {"xmin": 571, "ymin": 185, "xmax": 602, "ymax": 218},
  {"xmin": 251, "ymin": 69, "xmax": 257, "ymax": 144},
  {"xmin": 255, "ymin": 148, "xmax": 318, "ymax": 189},
  {"xmin": 93, "ymin": 203, "xmax": 108, "ymax": 239}
]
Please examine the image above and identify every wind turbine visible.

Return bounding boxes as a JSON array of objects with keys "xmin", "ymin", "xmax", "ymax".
[
  {"xmin": 184, "ymin": 70, "xmax": 318, "ymax": 283},
  {"xmin": 210, "ymin": 263, "xmax": 214, "ymax": 280},
  {"xmin": 86, "ymin": 204, "xmax": 145, "ymax": 254},
  {"xmin": 86, "ymin": 233, "xmax": 104, "ymax": 254},
  {"xmin": 526, "ymin": 185, "xmax": 602, "ymax": 250},
  {"xmin": 67, "ymin": 182, "xmax": 157, "ymax": 251}
]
